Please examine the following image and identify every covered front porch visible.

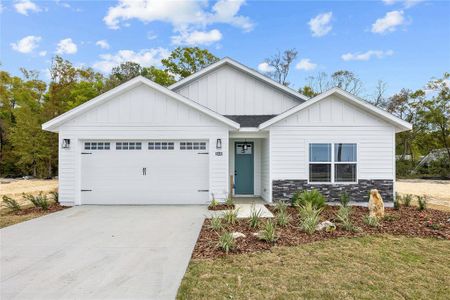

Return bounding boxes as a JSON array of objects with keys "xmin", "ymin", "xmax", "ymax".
[{"xmin": 228, "ymin": 131, "xmax": 271, "ymax": 202}]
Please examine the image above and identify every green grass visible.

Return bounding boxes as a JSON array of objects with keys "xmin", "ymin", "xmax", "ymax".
[{"xmin": 177, "ymin": 235, "xmax": 450, "ymax": 299}]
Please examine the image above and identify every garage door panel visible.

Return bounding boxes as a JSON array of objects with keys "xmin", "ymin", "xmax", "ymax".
[{"xmin": 81, "ymin": 141, "xmax": 209, "ymax": 205}]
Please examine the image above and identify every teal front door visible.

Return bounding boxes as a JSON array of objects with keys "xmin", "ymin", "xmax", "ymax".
[{"xmin": 235, "ymin": 142, "xmax": 254, "ymax": 194}]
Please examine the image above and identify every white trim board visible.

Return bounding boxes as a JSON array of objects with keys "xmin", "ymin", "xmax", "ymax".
[
  {"xmin": 259, "ymin": 87, "xmax": 413, "ymax": 132},
  {"xmin": 168, "ymin": 57, "xmax": 309, "ymax": 102},
  {"xmin": 42, "ymin": 76, "xmax": 240, "ymax": 132}
]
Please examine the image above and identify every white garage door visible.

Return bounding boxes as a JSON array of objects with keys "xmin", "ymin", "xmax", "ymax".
[{"xmin": 81, "ymin": 141, "xmax": 209, "ymax": 204}]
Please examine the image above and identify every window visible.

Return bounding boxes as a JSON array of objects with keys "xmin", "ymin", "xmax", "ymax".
[
  {"xmin": 84, "ymin": 142, "xmax": 110, "ymax": 150},
  {"xmin": 116, "ymin": 142, "xmax": 142, "ymax": 150},
  {"xmin": 148, "ymin": 142, "xmax": 175, "ymax": 150},
  {"xmin": 309, "ymin": 143, "xmax": 357, "ymax": 183},
  {"xmin": 180, "ymin": 141, "xmax": 206, "ymax": 150}
]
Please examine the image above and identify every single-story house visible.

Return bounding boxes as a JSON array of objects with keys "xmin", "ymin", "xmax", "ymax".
[{"xmin": 42, "ymin": 57, "xmax": 412, "ymax": 206}]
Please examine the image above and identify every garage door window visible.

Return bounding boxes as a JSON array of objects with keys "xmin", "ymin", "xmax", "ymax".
[
  {"xmin": 84, "ymin": 142, "xmax": 110, "ymax": 150},
  {"xmin": 180, "ymin": 142, "xmax": 206, "ymax": 150},
  {"xmin": 148, "ymin": 142, "xmax": 175, "ymax": 150},
  {"xmin": 116, "ymin": 142, "xmax": 142, "ymax": 150}
]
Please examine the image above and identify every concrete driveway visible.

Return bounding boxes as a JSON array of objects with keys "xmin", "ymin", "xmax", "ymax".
[{"xmin": 1, "ymin": 205, "xmax": 207, "ymax": 299}]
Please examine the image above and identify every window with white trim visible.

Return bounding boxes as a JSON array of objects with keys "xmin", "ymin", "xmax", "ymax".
[
  {"xmin": 309, "ymin": 143, "xmax": 357, "ymax": 183},
  {"xmin": 148, "ymin": 142, "xmax": 174, "ymax": 150},
  {"xmin": 180, "ymin": 142, "xmax": 206, "ymax": 150},
  {"xmin": 116, "ymin": 142, "xmax": 142, "ymax": 150},
  {"xmin": 84, "ymin": 142, "xmax": 110, "ymax": 150}
]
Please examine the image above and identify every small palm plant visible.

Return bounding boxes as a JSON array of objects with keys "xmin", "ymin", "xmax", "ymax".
[
  {"xmin": 210, "ymin": 215, "xmax": 223, "ymax": 231},
  {"xmin": 2, "ymin": 195, "xmax": 21, "ymax": 212},
  {"xmin": 276, "ymin": 208, "xmax": 291, "ymax": 227},
  {"xmin": 218, "ymin": 232, "xmax": 235, "ymax": 254},
  {"xmin": 417, "ymin": 195, "xmax": 427, "ymax": 211},
  {"xmin": 209, "ymin": 193, "xmax": 219, "ymax": 209},
  {"xmin": 298, "ymin": 202, "xmax": 323, "ymax": 235},
  {"xmin": 223, "ymin": 208, "xmax": 239, "ymax": 225},
  {"xmin": 363, "ymin": 215, "xmax": 379, "ymax": 227},
  {"xmin": 403, "ymin": 194, "xmax": 412, "ymax": 207},
  {"xmin": 248, "ymin": 205, "xmax": 262, "ymax": 228},
  {"xmin": 225, "ymin": 194, "xmax": 234, "ymax": 207},
  {"xmin": 259, "ymin": 220, "xmax": 277, "ymax": 243}
]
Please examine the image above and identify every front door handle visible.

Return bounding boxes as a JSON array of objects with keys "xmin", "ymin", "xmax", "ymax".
[
  {"xmin": 234, "ymin": 171, "xmax": 237, "ymax": 176},
  {"xmin": 143, "ymin": 167, "xmax": 147, "ymax": 176}
]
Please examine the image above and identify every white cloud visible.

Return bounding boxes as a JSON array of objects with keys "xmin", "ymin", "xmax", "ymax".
[
  {"xmin": 10, "ymin": 35, "xmax": 41, "ymax": 53},
  {"xmin": 39, "ymin": 50, "xmax": 47, "ymax": 56},
  {"xmin": 56, "ymin": 38, "xmax": 78, "ymax": 54},
  {"xmin": 308, "ymin": 12, "xmax": 333, "ymax": 37},
  {"xmin": 295, "ymin": 58, "xmax": 317, "ymax": 71},
  {"xmin": 172, "ymin": 29, "xmax": 222, "ymax": 46},
  {"xmin": 96, "ymin": 39, "xmax": 110, "ymax": 49},
  {"xmin": 14, "ymin": 0, "xmax": 41, "ymax": 15},
  {"xmin": 371, "ymin": 10, "xmax": 405, "ymax": 33},
  {"xmin": 93, "ymin": 48, "xmax": 170, "ymax": 73},
  {"xmin": 341, "ymin": 50, "xmax": 394, "ymax": 61},
  {"xmin": 257, "ymin": 62, "xmax": 275, "ymax": 73},
  {"xmin": 382, "ymin": 0, "xmax": 424, "ymax": 8},
  {"xmin": 103, "ymin": 0, "xmax": 253, "ymax": 31}
]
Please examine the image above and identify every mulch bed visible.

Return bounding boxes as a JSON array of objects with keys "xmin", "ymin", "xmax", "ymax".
[
  {"xmin": 208, "ymin": 204, "xmax": 235, "ymax": 211},
  {"xmin": 192, "ymin": 205, "xmax": 450, "ymax": 259},
  {"xmin": 12, "ymin": 203, "xmax": 66, "ymax": 216}
]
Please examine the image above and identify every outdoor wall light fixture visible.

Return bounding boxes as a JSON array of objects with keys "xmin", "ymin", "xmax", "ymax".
[
  {"xmin": 216, "ymin": 138, "xmax": 222, "ymax": 149},
  {"xmin": 62, "ymin": 139, "xmax": 71, "ymax": 149}
]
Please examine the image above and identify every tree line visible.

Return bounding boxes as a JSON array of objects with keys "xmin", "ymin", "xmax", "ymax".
[{"xmin": 1, "ymin": 47, "xmax": 448, "ymax": 179}]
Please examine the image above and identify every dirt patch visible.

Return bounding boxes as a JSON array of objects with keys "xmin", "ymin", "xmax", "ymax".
[
  {"xmin": 396, "ymin": 179, "xmax": 450, "ymax": 211},
  {"xmin": 0, "ymin": 203, "xmax": 67, "ymax": 228},
  {"xmin": 0, "ymin": 178, "xmax": 58, "ymax": 208},
  {"xmin": 208, "ymin": 204, "xmax": 235, "ymax": 211},
  {"xmin": 192, "ymin": 205, "xmax": 450, "ymax": 259}
]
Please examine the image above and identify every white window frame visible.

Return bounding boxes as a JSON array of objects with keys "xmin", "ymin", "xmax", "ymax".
[{"xmin": 308, "ymin": 142, "xmax": 358, "ymax": 184}]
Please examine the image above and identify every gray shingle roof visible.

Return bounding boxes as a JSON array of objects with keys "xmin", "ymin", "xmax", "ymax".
[{"xmin": 223, "ymin": 115, "xmax": 277, "ymax": 127}]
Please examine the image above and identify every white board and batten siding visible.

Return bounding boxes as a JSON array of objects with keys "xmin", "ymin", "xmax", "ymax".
[
  {"xmin": 173, "ymin": 64, "xmax": 300, "ymax": 115},
  {"xmin": 270, "ymin": 94, "xmax": 396, "ymax": 182},
  {"xmin": 58, "ymin": 84, "xmax": 230, "ymax": 205}
]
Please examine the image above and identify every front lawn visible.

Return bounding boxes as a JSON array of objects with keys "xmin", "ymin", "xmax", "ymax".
[{"xmin": 178, "ymin": 235, "xmax": 450, "ymax": 299}]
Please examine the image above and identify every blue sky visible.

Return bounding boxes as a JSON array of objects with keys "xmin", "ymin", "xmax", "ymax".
[{"xmin": 1, "ymin": 0, "xmax": 450, "ymax": 97}]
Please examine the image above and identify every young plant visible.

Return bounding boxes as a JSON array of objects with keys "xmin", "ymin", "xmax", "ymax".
[
  {"xmin": 218, "ymin": 232, "xmax": 235, "ymax": 254},
  {"xmin": 393, "ymin": 193, "xmax": 401, "ymax": 210},
  {"xmin": 24, "ymin": 192, "xmax": 49, "ymax": 210},
  {"xmin": 275, "ymin": 201, "xmax": 288, "ymax": 213},
  {"xmin": 248, "ymin": 205, "xmax": 262, "ymax": 228},
  {"xmin": 223, "ymin": 208, "xmax": 239, "ymax": 225},
  {"xmin": 335, "ymin": 206, "xmax": 360, "ymax": 232},
  {"xmin": 276, "ymin": 208, "xmax": 291, "ymax": 227},
  {"xmin": 225, "ymin": 194, "xmax": 234, "ymax": 207},
  {"xmin": 259, "ymin": 219, "xmax": 277, "ymax": 243},
  {"xmin": 209, "ymin": 194, "xmax": 219, "ymax": 208},
  {"xmin": 2, "ymin": 195, "xmax": 21, "ymax": 212},
  {"xmin": 210, "ymin": 215, "xmax": 223, "ymax": 231},
  {"xmin": 403, "ymin": 194, "xmax": 412, "ymax": 207},
  {"xmin": 298, "ymin": 202, "xmax": 323, "ymax": 235},
  {"xmin": 363, "ymin": 215, "xmax": 379, "ymax": 227},
  {"xmin": 49, "ymin": 190, "xmax": 59, "ymax": 204},
  {"xmin": 292, "ymin": 189, "xmax": 325, "ymax": 209},
  {"xmin": 339, "ymin": 192, "xmax": 350, "ymax": 207},
  {"xmin": 417, "ymin": 195, "xmax": 427, "ymax": 211}
]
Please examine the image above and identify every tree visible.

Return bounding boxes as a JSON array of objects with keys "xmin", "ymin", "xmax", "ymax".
[
  {"xmin": 370, "ymin": 80, "xmax": 388, "ymax": 108},
  {"xmin": 142, "ymin": 66, "xmax": 175, "ymax": 86},
  {"xmin": 303, "ymin": 70, "xmax": 363, "ymax": 96},
  {"xmin": 298, "ymin": 86, "xmax": 318, "ymax": 98},
  {"xmin": 161, "ymin": 47, "xmax": 219, "ymax": 79},
  {"xmin": 263, "ymin": 49, "xmax": 298, "ymax": 86}
]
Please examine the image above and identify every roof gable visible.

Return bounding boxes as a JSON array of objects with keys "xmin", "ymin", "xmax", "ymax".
[
  {"xmin": 259, "ymin": 87, "xmax": 412, "ymax": 132},
  {"xmin": 169, "ymin": 57, "xmax": 309, "ymax": 102},
  {"xmin": 42, "ymin": 76, "xmax": 240, "ymax": 132}
]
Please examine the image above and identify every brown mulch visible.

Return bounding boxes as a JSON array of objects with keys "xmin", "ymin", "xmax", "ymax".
[
  {"xmin": 11, "ymin": 203, "xmax": 66, "ymax": 216},
  {"xmin": 192, "ymin": 205, "xmax": 450, "ymax": 259},
  {"xmin": 208, "ymin": 204, "xmax": 235, "ymax": 211}
]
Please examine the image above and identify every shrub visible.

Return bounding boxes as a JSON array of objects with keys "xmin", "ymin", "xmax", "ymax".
[
  {"xmin": 339, "ymin": 192, "xmax": 350, "ymax": 207},
  {"xmin": 382, "ymin": 214, "xmax": 399, "ymax": 222},
  {"xmin": 363, "ymin": 215, "xmax": 379, "ymax": 227},
  {"xmin": 292, "ymin": 189, "xmax": 325, "ymax": 209},
  {"xmin": 298, "ymin": 202, "xmax": 323, "ymax": 234},
  {"xmin": 403, "ymin": 194, "xmax": 412, "ymax": 207},
  {"xmin": 209, "ymin": 194, "xmax": 219, "ymax": 208},
  {"xmin": 275, "ymin": 201, "xmax": 288, "ymax": 213},
  {"xmin": 2, "ymin": 195, "xmax": 21, "ymax": 212},
  {"xmin": 225, "ymin": 194, "xmax": 234, "ymax": 206},
  {"xmin": 417, "ymin": 195, "xmax": 427, "ymax": 211},
  {"xmin": 248, "ymin": 205, "xmax": 262, "ymax": 228},
  {"xmin": 259, "ymin": 220, "xmax": 277, "ymax": 243},
  {"xmin": 218, "ymin": 232, "xmax": 235, "ymax": 254},
  {"xmin": 24, "ymin": 192, "xmax": 49, "ymax": 210},
  {"xmin": 223, "ymin": 209, "xmax": 239, "ymax": 225},
  {"xmin": 394, "ymin": 193, "xmax": 401, "ymax": 210},
  {"xmin": 49, "ymin": 190, "xmax": 59, "ymax": 204},
  {"xmin": 210, "ymin": 215, "xmax": 223, "ymax": 231},
  {"xmin": 276, "ymin": 208, "xmax": 291, "ymax": 227},
  {"xmin": 335, "ymin": 206, "xmax": 360, "ymax": 232},
  {"xmin": 428, "ymin": 157, "xmax": 450, "ymax": 179}
]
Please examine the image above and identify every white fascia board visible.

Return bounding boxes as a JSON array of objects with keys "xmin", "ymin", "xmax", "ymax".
[
  {"xmin": 42, "ymin": 76, "xmax": 240, "ymax": 132},
  {"xmin": 169, "ymin": 57, "xmax": 309, "ymax": 102},
  {"xmin": 258, "ymin": 87, "xmax": 413, "ymax": 132}
]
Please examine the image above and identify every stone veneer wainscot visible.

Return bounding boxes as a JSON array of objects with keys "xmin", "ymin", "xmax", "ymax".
[{"xmin": 272, "ymin": 179, "xmax": 394, "ymax": 203}]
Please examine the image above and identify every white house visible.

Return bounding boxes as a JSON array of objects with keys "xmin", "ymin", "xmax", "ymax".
[{"xmin": 42, "ymin": 58, "xmax": 412, "ymax": 206}]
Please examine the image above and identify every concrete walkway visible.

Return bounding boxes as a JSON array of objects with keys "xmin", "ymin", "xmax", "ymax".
[
  {"xmin": 1, "ymin": 205, "xmax": 206, "ymax": 300},
  {"xmin": 209, "ymin": 203, "xmax": 274, "ymax": 218}
]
